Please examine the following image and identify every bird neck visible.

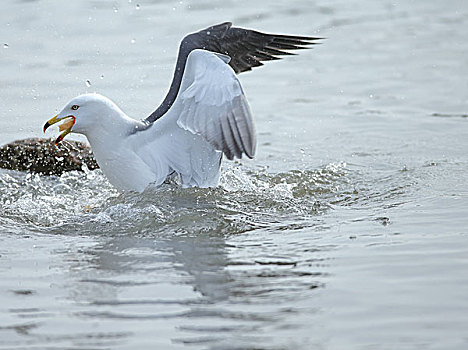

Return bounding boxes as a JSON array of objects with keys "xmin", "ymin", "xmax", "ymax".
[{"xmin": 83, "ymin": 109, "xmax": 144, "ymax": 152}]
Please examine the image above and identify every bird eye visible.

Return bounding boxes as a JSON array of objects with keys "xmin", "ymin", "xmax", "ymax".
[{"xmin": 71, "ymin": 105, "xmax": 79, "ymax": 110}]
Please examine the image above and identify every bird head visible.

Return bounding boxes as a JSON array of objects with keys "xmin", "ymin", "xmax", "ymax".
[{"xmin": 43, "ymin": 93, "xmax": 118, "ymax": 145}]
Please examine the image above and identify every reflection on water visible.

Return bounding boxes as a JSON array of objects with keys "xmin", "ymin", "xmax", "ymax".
[{"xmin": 62, "ymin": 229, "xmax": 331, "ymax": 348}]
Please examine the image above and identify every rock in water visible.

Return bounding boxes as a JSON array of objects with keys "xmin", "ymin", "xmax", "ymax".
[{"xmin": 0, "ymin": 138, "xmax": 99, "ymax": 176}]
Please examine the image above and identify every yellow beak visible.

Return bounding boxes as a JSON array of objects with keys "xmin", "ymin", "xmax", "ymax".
[{"xmin": 43, "ymin": 114, "xmax": 76, "ymax": 145}]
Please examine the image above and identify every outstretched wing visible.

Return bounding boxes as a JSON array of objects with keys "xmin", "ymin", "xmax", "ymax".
[
  {"xmin": 176, "ymin": 50, "xmax": 256, "ymax": 160},
  {"xmin": 137, "ymin": 48, "xmax": 255, "ymax": 180},
  {"xmin": 145, "ymin": 22, "xmax": 321, "ymax": 124}
]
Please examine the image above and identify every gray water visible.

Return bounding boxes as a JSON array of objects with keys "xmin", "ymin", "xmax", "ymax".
[{"xmin": 1, "ymin": 0, "xmax": 468, "ymax": 349}]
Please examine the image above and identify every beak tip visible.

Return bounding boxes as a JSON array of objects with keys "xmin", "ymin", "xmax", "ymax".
[
  {"xmin": 43, "ymin": 122, "xmax": 50, "ymax": 133},
  {"xmin": 44, "ymin": 115, "xmax": 73, "ymax": 144}
]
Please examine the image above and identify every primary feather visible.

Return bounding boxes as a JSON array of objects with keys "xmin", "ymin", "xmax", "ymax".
[{"xmin": 145, "ymin": 22, "xmax": 320, "ymax": 124}]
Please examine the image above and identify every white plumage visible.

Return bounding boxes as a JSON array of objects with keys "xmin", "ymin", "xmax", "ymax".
[
  {"xmin": 50, "ymin": 50, "xmax": 255, "ymax": 192},
  {"xmin": 44, "ymin": 23, "xmax": 317, "ymax": 192}
]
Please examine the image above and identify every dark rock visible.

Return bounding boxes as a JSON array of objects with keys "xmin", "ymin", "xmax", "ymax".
[{"xmin": 0, "ymin": 138, "xmax": 99, "ymax": 176}]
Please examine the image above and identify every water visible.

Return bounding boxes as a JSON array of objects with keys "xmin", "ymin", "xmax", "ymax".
[{"xmin": 1, "ymin": 0, "xmax": 468, "ymax": 349}]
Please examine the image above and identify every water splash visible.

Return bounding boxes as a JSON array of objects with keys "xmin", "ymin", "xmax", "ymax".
[
  {"xmin": 0, "ymin": 162, "xmax": 409, "ymax": 237},
  {"xmin": 0, "ymin": 164, "xmax": 346, "ymax": 233}
]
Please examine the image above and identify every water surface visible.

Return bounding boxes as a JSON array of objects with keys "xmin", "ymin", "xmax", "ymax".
[{"xmin": 1, "ymin": 0, "xmax": 468, "ymax": 349}]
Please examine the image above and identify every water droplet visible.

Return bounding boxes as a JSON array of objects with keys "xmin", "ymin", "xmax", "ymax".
[
  {"xmin": 3, "ymin": 43, "xmax": 9, "ymax": 49},
  {"xmin": 135, "ymin": 4, "xmax": 140, "ymax": 10},
  {"xmin": 100, "ymin": 74, "xmax": 104, "ymax": 79},
  {"xmin": 113, "ymin": 6, "xmax": 118, "ymax": 13},
  {"xmin": 131, "ymin": 38, "xmax": 136, "ymax": 44},
  {"xmin": 85, "ymin": 80, "xmax": 91, "ymax": 88}
]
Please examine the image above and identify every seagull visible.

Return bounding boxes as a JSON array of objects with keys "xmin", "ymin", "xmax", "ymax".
[{"xmin": 44, "ymin": 22, "xmax": 320, "ymax": 192}]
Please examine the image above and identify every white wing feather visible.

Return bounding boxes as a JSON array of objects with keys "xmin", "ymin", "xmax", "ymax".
[
  {"xmin": 175, "ymin": 49, "xmax": 256, "ymax": 160},
  {"xmin": 131, "ymin": 49, "xmax": 255, "ymax": 188}
]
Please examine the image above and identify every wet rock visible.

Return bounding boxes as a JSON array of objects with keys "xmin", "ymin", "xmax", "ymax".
[{"xmin": 0, "ymin": 138, "xmax": 99, "ymax": 176}]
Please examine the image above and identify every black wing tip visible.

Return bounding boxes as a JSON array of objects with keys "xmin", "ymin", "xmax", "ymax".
[
  {"xmin": 206, "ymin": 22, "xmax": 325, "ymax": 41},
  {"xmin": 274, "ymin": 34, "xmax": 324, "ymax": 41},
  {"xmin": 271, "ymin": 36, "xmax": 323, "ymax": 45}
]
